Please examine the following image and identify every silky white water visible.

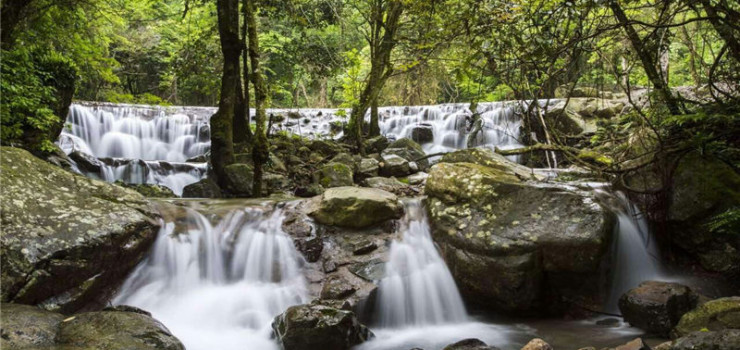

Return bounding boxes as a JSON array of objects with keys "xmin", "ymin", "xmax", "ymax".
[{"xmin": 114, "ymin": 203, "xmax": 308, "ymax": 350}]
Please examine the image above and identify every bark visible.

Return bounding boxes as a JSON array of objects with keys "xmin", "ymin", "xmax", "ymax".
[
  {"xmin": 234, "ymin": 0, "xmax": 251, "ymax": 144},
  {"xmin": 246, "ymin": 0, "xmax": 269, "ymax": 197},
  {"xmin": 610, "ymin": 0, "xmax": 682, "ymax": 115},
  {"xmin": 212, "ymin": 0, "xmax": 240, "ymax": 184},
  {"xmin": 1, "ymin": 0, "xmax": 33, "ymax": 48},
  {"xmin": 369, "ymin": 98, "xmax": 380, "ymax": 136}
]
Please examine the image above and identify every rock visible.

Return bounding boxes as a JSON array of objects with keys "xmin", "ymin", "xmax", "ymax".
[
  {"xmin": 521, "ymin": 338, "xmax": 553, "ymax": 350},
  {"xmin": 349, "ymin": 259, "xmax": 386, "ymax": 281},
  {"xmin": 320, "ymin": 276, "xmax": 356, "ymax": 300},
  {"xmin": 670, "ymin": 330, "xmax": 740, "ymax": 350},
  {"xmin": 222, "ymin": 163, "xmax": 254, "ymax": 196},
  {"xmin": 316, "ymin": 162, "xmax": 354, "ymax": 188},
  {"xmin": 614, "ymin": 338, "xmax": 651, "ymax": 350},
  {"xmin": 440, "ymin": 147, "xmax": 539, "ymax": 181},
  {"xmin": 116, "ymin": 182, "xmax": 176, "ymax": 198},
  {"xmin": 357, "ymin": 158, "xmax": 380, "ymax": 180},
  {"xmin": 407, "ymin": 172, "xmax": 429, "ymax": 185},
  {"xmin": 310, "ymin": 140, "xmax": 342, "ymax": 157},
  {"xmin": 57, "ymin": 310, "xmax": 184, "ymax": 350},
  {"xmin": 186, "ymin": 153, "xmax": 209, "ymax": 163},
  {"xmin": 364, "ymin": 135, "xmax": 390, "ymax": 154},
  {"xmin": 363, "ymin": 176, "xmax": 411, "ymax": 195},
  {"xmin": 673, "ymin": 297, "xmax": 740, "ymax": 337},
  {"xmin": 618, "ymin": 281, "xmax": 699, "ymax": 336},
  {"xmin": 264, "ymin": 173, "xmax": 291, "ymax": 194},
  {"xmin": 271, "ymin": 303, "xmax": 372, "ymax": 350},
  {"xmin": 309, "ymin": 187, "xmax": 404, "ymax": 228},
  {"xmin": 352, "ymin": 239, "xmax": 378, "ymax": 255},
  {"xmin": 69, "ymin": 150, "xmax": 104, "ymax": 173},
  {"xmin": 330, "ymin": 153, "xmax": 357, "ymax": 170},
  {"xmin": 380, "ymin": 154, "xmax": 412, "ymax": 177},
  {"xmin": 410, "ymin": 124, "xmax": 434, "ymax": 144},
  {"xmin": 295, "ymin": 183, "xmax": 325, "ymax": 198},
  {"xmin": 182, "ymin": 178, "xmax": 222, "ymax": 198},
  {"xmin": 1, "ymin": 303, "xmax": 64, "ymax": 348},
  {"xmin": 425, "ymin": 159, "xmax": 614, "ymax": 314},
  {"xmin": 443, "ymin": 338, "xmax": 501, "ymax": 350},
  {"xmin": 384, "ymin": 138, "xmax": 428, "ymax": 170},
  {"xmin": 0, "ymin": 147, "xmax": 160, "ymax": 313},
  {"xmin": 268, "ymin": 153, "xmax": 289, "ymax": 174}
]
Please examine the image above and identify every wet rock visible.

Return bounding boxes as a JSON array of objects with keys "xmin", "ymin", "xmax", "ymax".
[
  {"xmin": 672, "ymin": 296, "xmax": 740, "ymax": 337},
  {"xmin": 614, "ymin": 338, "xmax": 650, "ymax": 350},
  {"xmin": 380, "ymin": 154, "xmax": 412, "ymax": 177},
  {"xmin": 364, "ymin": 135, "xmax": 390, "ymax": 154},
  {"xmin": 182, "ymin": 178, "xmax": 222, "ymax": 198},
  {"xmin": 271, "ymin": 303, "xmax": 372, "ymax": 350},
  {"xmin": 69, "ymin": 150, "xmax": 104, "ymax": 173},
  {"xmin": 316, "ymin": 162, "xmax": 354, "ymax": 188},
  {"xmin": 1, "ymin": 147, "xmax": 160, "ymax": 313},
  {"xmin": 384, "ymin": 138, "xmax": 428, "ymax": 170},
  {"xmin": 57, "ymin": 310, "xmax": 184, "ymax": 350},
  {"xmin": 349, "ymin": 259, "xmax": 386, "ymax": 281},
  {"xmin": 323, "ymin": 260, "xmax": 338, "ymax": 273},
  {"xmin": 363, "ymin": 176, "xmax": 411, "ymax": 195},
  {"xmin": 295, "ymin": 183, "xmax": 325, "ymax": 198},
  {"xmin": 116, "ymin": 182, "xmax": 176, "ymax": 198},
  {"xmin": 309, "ymin": 187, "xmax": 404, "ymax": 228},
  {"xmin": 670, "ymin": 329, "xmax": 740, "ymax": 350},
  {"xmin": 521, "ymin": 338, "xmax": 553, "ymax": 350},
  {"xmin": 320, "ymin": 276, "xmax": 356, "ymax": 300},
  {"xmin": 0, "ymin": 303, "xmax": 64, "ymax": 348},
  {"xmin": 596, "ymin": 317, "xmax": 621, "ymax": 327},
  {"xmin": 352, "ymin": 239, "xmax": 378, "ymax": 255},
  {"xmin": 425, "ymin": 158, "xmax": 613, "ymax": 314},
  {"xmin": 222, "ymin": 163, "xmax": 254, "ymax": 196},
  {"xmin": 357, "ymin": 158, "xmax": 380, "ymax": 180},
  {"xmin": 410, "ymin": 124, "xmax": 434, "ymax": 144},
  {"xmin": 295, "ymin": 236, "xmax": 323, "ymax": 263},
  {"xmin": 618, "ymin": 281, "xmax": 699, "ymax": 336},
  {"xmin": 186, "ymin": 152, "xmax": 209, "ymax": 163},
  {"xmin": 443, "ymin": 338, "xmax": 501, "ymax": 350}
]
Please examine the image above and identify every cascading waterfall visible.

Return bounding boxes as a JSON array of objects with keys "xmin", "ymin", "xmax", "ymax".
[
  {"xmin": 376, "ymin": 199, "xmax": 467, "ymax": 327},
  {"xmin": 114, "ymin": 203, "xmax": 308, "ymax": 350}
]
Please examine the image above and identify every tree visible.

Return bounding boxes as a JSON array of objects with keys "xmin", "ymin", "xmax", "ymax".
[{"xmin": 246, "ymin": 0, "xmax": 269, "ymax": 196}]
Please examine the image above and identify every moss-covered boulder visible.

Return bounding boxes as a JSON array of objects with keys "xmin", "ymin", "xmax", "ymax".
[
  {"xmin": 443, "ymin": 338, "xmax": 501, "ymax": 350},
  {"xmin": 57, "ymin": 309, "xmax": 184, "ymax": 350},
  {"xmin": 363, "ymin": 176, "xmax": 411, "ymax": 196},
  {"xmin": 1, "ymin": 303, "xmax": 64, "ymax": 348},
  {"xmin": 425, "ymin": 160, "xmax": 613, "ymax": 314},
  {"xmin": 440, "ymin": 147, "xmax": 540, "ymax": 181},
  {"xmin": 115, "ymin": 182, "xmax": 176, "ymax": 198},
  {"xmin": 618, "ymin": 281, "xmax": 699, "ymax": 336},
  {"xmin": 670, "ymin": 329, "xmax": 740, "ymax": 350},
  {"xmin": 316, "ymin": 162, "xmax": 354, "ymax": 188},
  {"xmin": 222, "ymin": 163, "xmax": 254, "ymax": 196},
  {"xmin": 363, "ymin": 135, "xmax": 390, "ymax": 154},
  {"xmin": 357, "ymin": 158, "xmax": 380, "ymax": 180},
  {"xmin": 308, "ymin": 186, "xmax": 404, "ymax": 228},
  {"xmin": 182, "ymin": 177, "xmax": 222, "ymax": 198},
  {"xmin": 272, "ymin": 303, "xmax": 372, "ymax": 350},
  {"xmin": 0, "ymin": 147, "xmax": 160, "ymax": 313},
  {"xmin": 410, "ymin": 124, "xmax": 434, "ymax": 144},
  {"xmin": 384, "ymin": 138, "xmax": 428, "ymax": 170},
  {"xmin": 330, "ymin": 153, "xmax": 358, "ymax": 171},
  {"xmin": 310, "ymin": 140, "xmax": 343, "ymax": 157},
  {"xmin": 672, "ymin": 297, "xmax": 740, "ymax": 338},
  {"xmin": 380, "ymin": 154, "xmax": 412, "ymax": 177}
]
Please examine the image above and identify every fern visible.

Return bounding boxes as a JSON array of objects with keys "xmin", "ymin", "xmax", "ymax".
[{"xmin": 707, "ymin": 207, "xmax": 740, "ymax": 235}]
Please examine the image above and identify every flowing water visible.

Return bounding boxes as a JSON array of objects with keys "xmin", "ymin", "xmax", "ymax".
[{"xmin": 114, "ymin": 202, "xmax": 308, "ymax": 350}]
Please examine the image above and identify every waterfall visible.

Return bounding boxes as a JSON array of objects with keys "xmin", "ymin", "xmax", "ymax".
[
  {"xmin": 605, "ymin": 191, "xmax": 664, "ymax": 313},
  {"xmin": 376, "ymin": 199, "xmax": 467, "ymax": 328},
  {"xmin": 114, "ymin": 203, "xmax": 308, "ymax": 350}
]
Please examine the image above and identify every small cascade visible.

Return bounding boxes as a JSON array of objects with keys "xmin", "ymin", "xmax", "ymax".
[
  {"xmin": 376, "ymin": 199, "xmax": 468, "ymax": 328},
  {"xmin": 114, "ymin": 203, "xmax": 307, "ymax": 350},
  {"xmin": 605, "ymin": 192, "xmax": 664, "ymax": 313}
]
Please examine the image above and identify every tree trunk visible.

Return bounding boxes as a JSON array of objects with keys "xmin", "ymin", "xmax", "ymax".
[
  {"xmin": 212, "ymin": 0, "xmax": 240, "ymax": 184},
  {"xmin": 369, "ymin": 98, "xmax": 380, "ymax": 136},
  {"xmin": 246, "ymin": 0, "xmax": 268, "ymax": 197},
  {"xmin": 610, "ymin": 0, "xmax": 682, "ymax": 115},
  {"xmin": 699, "ymin": 0, "xmax": 740, "ymax": 64}
]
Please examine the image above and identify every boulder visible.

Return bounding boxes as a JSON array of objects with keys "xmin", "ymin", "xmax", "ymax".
[
  {"xmin": 116, "ymin": 182, "xmax": 176, "ymax": 198},
  {"xmin": 425, "ymin": 159, "xmax": 614, "ymax": 314},
  {"xmin": 316, "ymin": 162, "xmax": 354, "ymax": 188},
  {"xmin": 443, "ymin": 338, "xmax": 501, "ymax": 350},
  {"xmin": 410, "ymin": 124, "xmax": 434, "ymax": 144},
  {"xmin": 407, "ymin": 172, "xmax": 429, "ymax": 185},
  {"xmin": 69, "ymin": 150, "xmax": 104, "ymax": 173},
  {"xmin": 330, "ymin": 153, "xmax": 357, "ymax": 171},
  {"xmin": 309, "ymin": 187, "xmax": 404, "ymax": 229},
  {"xmin": 222, "ymin": 163, "xmax": 254, "ymax": 196},
  {"xmin": 614, "ymin": 338, "xmax": 651, "ymax": 350},
  {"xmin": 673, "ymin": 297, "xmax": 740, "ymax": 338},
  {"xmin": 271, "ymin": 303, "xmax": 372, "ymax": 350},
  {"xmin": 440, "ymin": 147, "xmax": 540, "ymax": 181},
  {"xmin": 521, "ymin": 338, "xmax": 553, "ymax": 350},
  {"xmin": 380, "ymin": 154, "xmax": 412, "ymax": 177},
  {"xmin": 264, "ymin": 173, "xmax": 291, "ymax": 195},
  {"xmin": 320, "ymin": 276, "xmax": 356, "ymax": 300},
  {"xmin": 384, "ymin": 138, "xmax": 428, "ymax": 170},
  {"xmin": 357, "ymin": 158, "xmax": 380, "ymax": 180},
  {"xmin": 670, "ymin": 330, "xmax": 740, "ymax": 350},
  {"xmin": 182, "ymin": 178, "xmax": 222, "ymax": 198},
  {"xmin": 1, "ymin": 303, "xmax": 64, "ymax": 348},
  {"xmin": 57, "ymin": 309, "xmax": 184, "ymax": 350},
  {"xmin": 310, "ymin": 140, "xmax": 343, "ymax": 157},
  {"xmin": 363, "ymin": 135, "xmax": 390, "ymax": 154},
  {"xmin": 363, "ymin": 177, "xmax": 411, "ymax": 195},
  {"xmin": 618, "ymin": 281, "xmax": 699, "ymax": 336},
  {"xmin": 295, "ymin": 183, "xmax": 325, "ymax": 198},
  {"xmin": 0, "ymin": 147, "xmax": 160, "ymax": 313}
]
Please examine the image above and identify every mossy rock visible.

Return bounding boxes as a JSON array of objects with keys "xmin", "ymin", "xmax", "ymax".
[
  {"xmin": 223, "ymin": 163, "xmax": 254, "ymax": 196},
  {"xmin": 673, "ymin": 297, "xmax": 740, "ymax": 338},
  {"xmin": 363, "ymin": 135, "xmax": 390, "ymax": 154},
  {"xmin": 182, "ymin": 178, "xmax": 222, "ymax": 198},
  {"xmin": 670, "ymin": 329, "xmax": 740, "ymax": 350},
  {"xmin": 316, "ymin": 162, "xmax": 354, "ymax": 188},
  {"xmin": 330, "ymin": 152, "xmax": 357, "ymax": 171},
  {"xmin": 271, "ymin": 303, "xmax": 372, "ymax": 350},
  {"xmin": 115, "ymin": 182, "xmax": 176, "ymax": 198},
  {"xmin": 440, "ymin": 147, "xmax": 539, "ymax": 181},
  {"xmin": 383, "ymin": 137, "xmax": 428, "ymax": 170},
  {"xmin": 1, "ymin": 303, "xmax": 64, "ymax": 348},
  {"xmin": 379, "ymin": 154, "xmax": 412, "ymax": 177},
  {"xmin": 309, "ymin": 186, "xmax": 404, "ymax": 228}
]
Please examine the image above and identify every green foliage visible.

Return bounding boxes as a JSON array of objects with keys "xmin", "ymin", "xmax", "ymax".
[{"xmin": 707, "ymin": 208, "xmax": 740, "ymax": 235}]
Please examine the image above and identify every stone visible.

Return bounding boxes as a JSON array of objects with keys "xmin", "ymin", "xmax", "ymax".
[
  {"xmin": 309, "ymin": 187, "xmax": 404, "ymax": 229},
  {"xmin": 670, "ymin": 330, "xmax": 740, "ymax": 350},
  {"xmin": 357, "ymin": 158, "xmax": 380, "ymax": 180},
  {"xmin": 363, "ymin": 135, "xmax": 390, "ymax": 154},
  {"xmin": 0, "ymin": 303, "xmax": 64, "ymax": 348},
  {"xmin": 310, "ymin": 140, "xmax": 342, "ymax": 157},
  {"xmin": 69, "ymin": 150, "xmax": 104, "ymax": 173},
  {"xmin": 316, "ymin": 162, "xmax": 354, "ymax": 188},
  {"xmin": 0, "ymin": 147, "xmax": 160, "ymax": 313},
  {"xmin": 521, "ymin": 338, "xmax": 553, "ymax": 350},
  {"xmin": 440, "ymin": 147, "xmax": 539, "ymax": 181},
  {"xmin": 443, "ymin": 338, "xmax": 501, "ymax": 350},
  {"xmin": 673, "ymin": 297, "xmax": 740, "ymax": 338},
  {"xmin": 380, "ymin": 154, "xmax": 412, "ymax": 177},
  {"xmin": 363, "ymin": 176, "xmax": 410, "ymax": 195},
  {"xmin": 330, "ymin": 153, "xmax": 357, "ymax": 170},
  {"xmin": 320, "ymin": 276, "xmax": 356, "ymax": 300},
  {"xmin": 182, "ymin": 178, "xmax": 222, "ymax": 198},
  {"xmin": 264, "ymin": 173, "xmax": 291, "ymax": 195},
  {"xmin": 425, "ymin": 159, "xmax": 614, "ymax": 314},
  {"xmin": 410, "ymin": 124, "xmax": 434, "ymax": 144},
  {"xmin": 222, "ymin": 163, "xmax": 254, "ymax": 196},
  {"xmin": 615, "ymin": 338, "xmax": 650, "ymax": 350},
  {"xmin": 352, "ymin": 239, "xmax": 378, "ymax": 255},
  {"xmin": 57, "ymin": 310, "xmax": 184, "ymax": 350},
  {"xmin": 618, "ymin": 281, "xmax": 699, "ymax": 336},
  {"xmin": 349, "ymin": 259, "xmax": 386, "ymax": 281},
  {"xmin": 295, "ymin": 183, "xmax": 324, "ymax": 198},
  {"xmin": 384, "ymin": 138, "xmax": 428, "ymax": 170},
  {"xmin": 116, "ymin": 182, "xmax": 176, "ymax": 198},
  {"xmin": 271, "ymin": 303, "xmax": 372, "ymax": 350},
  {"xmin": 407, "ymin": 172, "xmax": 429, "ymax": 185}
]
